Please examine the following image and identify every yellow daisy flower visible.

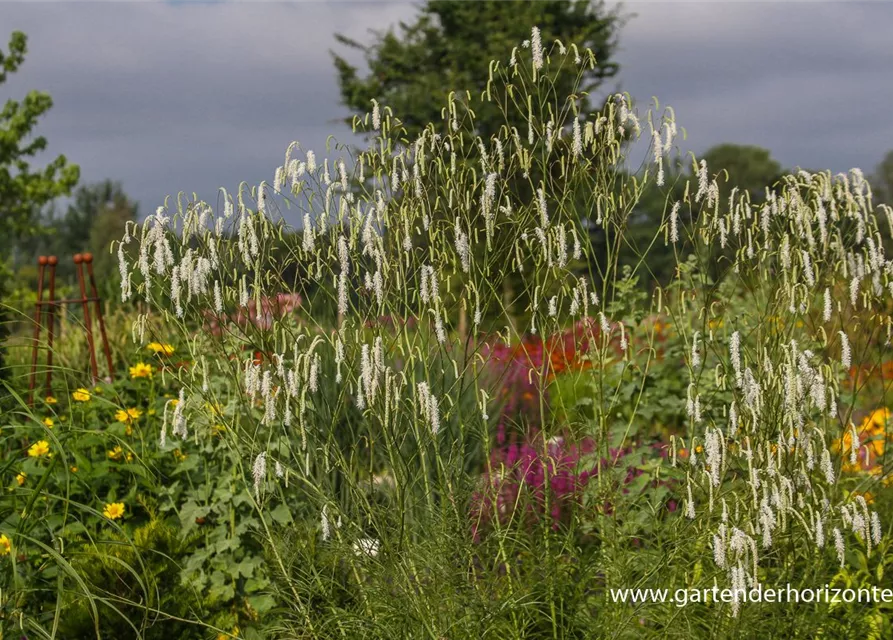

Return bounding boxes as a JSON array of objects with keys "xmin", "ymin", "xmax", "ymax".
[
  {"xmin": 45, "ymin": 396, "xmax": 58, "ymax": 405},
  {"xmin": 115, "ymin": 408, "xmax": 143, "ymax": 424},
  {"xmin": 129, "ymin": 362, "xmax": 154, "ymax": 379},
  {"xmin": 16, "ymin": 472, "xmax": 26, "ymax": 486},
  {"xmin": 27, "ymin": 440, "xmax": 50, "ymax": 458},
  {"xmin": 43, "ymin": 417, "xmax": 54, "ymax": 428},
  {"xmin": 0, "ymin": 534, "xmax": 11, "ymax": 556},
  {"xmin": 103, "ymin": 502, "xmax": 125, "ymax": 520},
  {"xmin": 147, "ymin": 342, "xmax": 175, "ymax": 356},
  {"xmin": 72, "ymin": 388, "xmax": 91, "ymax": 402}
]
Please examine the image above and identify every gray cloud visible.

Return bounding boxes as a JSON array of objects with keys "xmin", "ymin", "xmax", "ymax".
[{"xmin": 1, "ymin": 1, "xmax": 891, "ymax": 226}]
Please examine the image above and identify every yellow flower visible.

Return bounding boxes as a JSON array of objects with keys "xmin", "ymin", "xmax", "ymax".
[
  {"xmin": 115, "ymin": 408, "xmax": 143, "ymax": 424},
  {"xmin": 129, "ymin": 362, "xmax": 154, "ymax": 379},
  {"xmin": 173, "ymin": 448, "xmax": 187, "ymax": 462},
  {"xmin": 70, "ymin": 466, "xmax": 78, "ymax": 473},
  {"xmin": 16, "ymin": 472, "xmax": 26, "ymax": 486},
  {"xmin": 27, "ymin": 440, "xmax": 50, "ymax": 458},
  {"xmin": 864, "ymin": 408, "xmax": 891, "ymax": 435},
  {"xmin": 147, "ymin": 342, "xmax": 175, "ymax": 356},
  {"xmin": 43, "ymin": 417, "xmax": 54, "ymax": 428},
  {"xmin": 45, "ymin": 396, "xmax": 58, "ymax": 405},
  {"xmin": 0, "ymin": 534, "xmax": 11, "ymax": 556},
  {"xmin": 72, "ymin": 388, "xmax": 91, "ymax": 402},
  {"xmin": 103, "ymin": 502, "xmax": 125, "ymax": 520},
  {"xmin": 107, "ymin": 446, "xmax": 132, "ymax": 462}
]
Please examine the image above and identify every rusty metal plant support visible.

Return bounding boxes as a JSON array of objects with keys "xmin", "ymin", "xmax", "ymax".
[{"xmin": 28, "ymin": 253, "xmax": 114, "ymax": 404}]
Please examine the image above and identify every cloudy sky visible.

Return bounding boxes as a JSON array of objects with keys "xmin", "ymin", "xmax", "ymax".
[{"xmin": 2, "ymin": 0, "xmax": 892, "ymax": 222}]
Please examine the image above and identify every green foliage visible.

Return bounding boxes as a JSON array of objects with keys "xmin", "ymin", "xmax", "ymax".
[
  {"xmin": 0, "ymin": 30, "xmax": 79, "ymax": 392},
  {"xmin": 332, "ymin": 0, "xmax": 626, "ymax": 142},
  {"xmin": 0, "ymin": 31, "xmax": 80, "ymax": 252},
  {"xmin": 58, "ymin": 518, "xmax": 208, "ymax": 639},
  {"xmin": 870, "ymin": 149, "xmax": 893, "ymax": 207},
  {"xmin": 3, "ymin": 23, "xmax": 893, "ymax": 640}
]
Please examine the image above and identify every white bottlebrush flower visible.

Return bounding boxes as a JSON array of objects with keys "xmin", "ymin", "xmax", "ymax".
[
  {"xmin": 669, "ymin": 202, "xmax": 680, "ymax": 244},
  {"xmin": 353, "ymin": 537, "xmax": 380, "ymax": 558},
  {"xmin": 454, "ymin": 217, "xmax": 470, "ymax": 272},
  {"xmin": 833, "ymin": 528, "xmax": 845, "ymax": 567},
  {"xmin": 730, "ymin": 331, "xmax": 742, "ymax": 387},
  {"xmin": 321, "ymin": 504, "xmax": 331, "ymax": 541},
  {"xmin": 172, "ymin": 388, "xmax": 187, "ymax": 438},
  {"xmin": 713, "ymin": 527, "xmax": 727, "ymax": 569},
  {"xmin": 257, "ymin": 181, "xmax": 266, "ymax": 215},
  {"xmin": 252, "ymin": 452, "xmax": 266, "ymax": 499},
  {"xmin": 685, "ymin": 479, "xmax": 696, "ymax": 519},
  {"xmin": 815, "ymin": 514, "xmax": 825, "ymax": 549},
  {"xmin": 530, "ymin": 26, "xmax": 543, "ymax": 71},
  {"xmin": 117, "ymin": 242, "xmax": 131, "ymax": 302},
  {"xmin": 416, "ymin": 382, "xmax": 441, "ymax": 435},
  {"xmin": 309, "ymin": 353, "xmax": 320, "ymax": 394},
  {"xmin": 275, "ymin": 460, "xmax": 284, "ymax": 478},
  {"xmin": 371, "ymin": 99, "xmax": 381, "ymax": 130},
  {"xmin": 572, "ymin": 118, "xmax": 582, "ymax": 158},
  {"xmin": 839, "ymin": 331, "xmax": 851, "ymax": 369},
  {"xmin": 537, "ymin": 186, "xmax": 549, "ymax": 229},
  {"xmin": 337, "ymin": 273, "xmax": 349, "ymax": 318},
  {"xmin": 705, "ymin": 428, "xmax": 722, "ymax": 487},
  {"xmin": 823, "ymin": 287, "xmax": 832, "ymax": 322},
  {"xmin": 213, "ymin": 280, "xmax": 223, "ymax": 313},
  {"xmin": 695, "ymin": 159, "xmax": 708, "ymax": 203},
  {"xmin": 821, "ymin": 446, "xmax": 835, "ymax": 485},
  {"xmin": 870, "ymin": 511, "xmax": 882, "ymax": 545},
  {"xmin": 302, "ymin": 212, "xmax": 315, "ymax": 253}
]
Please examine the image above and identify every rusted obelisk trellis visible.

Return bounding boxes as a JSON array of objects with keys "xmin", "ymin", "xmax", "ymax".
[{"xmin": 28, "ymin": 253, "xmax": 114, "ymax": 404}]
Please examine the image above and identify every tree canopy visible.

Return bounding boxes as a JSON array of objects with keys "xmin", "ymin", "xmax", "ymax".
[
  {"xmin": 1, "ymin": 31, "xmax": 80, "ymax": 253},
  {"xmin": 332, "ymin": 0, "xmax": 628, "ymax": 142}
]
